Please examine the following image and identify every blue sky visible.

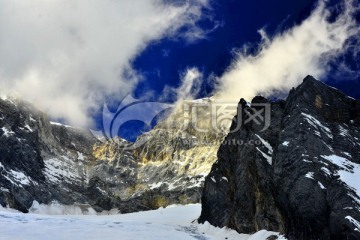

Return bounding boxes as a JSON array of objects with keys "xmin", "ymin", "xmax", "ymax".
[
  {"xmin": 132, "ymin": 0, "xmax": 317, "ymax": 101},
  {"xmin": 122, "ymin": 0, "xmax": 360, "ymax": 140},
  {"xmin": 0, "ymin": 0, "xmax": 358, "ymax": 141}
]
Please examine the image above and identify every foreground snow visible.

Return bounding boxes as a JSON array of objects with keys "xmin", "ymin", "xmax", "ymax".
[{"xmin": 0, "ymin": 204, "xmax": 286, "ymax": 240}]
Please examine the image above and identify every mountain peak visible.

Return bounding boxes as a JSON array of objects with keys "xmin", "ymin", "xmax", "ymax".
[
  {"xmin": 200, "ymin": 76, "xmax": 360, "ymax": 239},
  {"xmin": 286, "ymin": 76, "xmax": 360, "ymax": 125}
]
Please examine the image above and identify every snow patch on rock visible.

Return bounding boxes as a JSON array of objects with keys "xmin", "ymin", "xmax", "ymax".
[
  {"xmin": 1, "ymin": 127, "xmax": 15, "ymax": 137},
  {"xmin": 301, "ymin": 113, "xmax": 332, "ymax": 139},
  {"xmin": 321, "ymin": 155, "xmax": 360, "ymax": 200},
  {"xmin": 305, "ymin": 172, "xmax": 314, "ymax": 179},
  {"xmin": 256, "ymin": 147, "xmax": 272, "ymax": 165}
]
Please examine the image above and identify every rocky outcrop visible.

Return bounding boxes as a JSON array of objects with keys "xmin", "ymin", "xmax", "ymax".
[{"xmin": 199, "ymin": 76, "xmax": 360, "ymax": 239}]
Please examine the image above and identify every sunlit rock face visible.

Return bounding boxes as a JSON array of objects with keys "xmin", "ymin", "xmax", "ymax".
[
  {"xmin": 133, "ymin": 98, "xmax": 226, "ymax": 203},
  {"xmin": 199, "ymin": 76, "xmax": 360, "ymax": 240},
  {"xmin": 0, "ymin": 94, "xmax": 226, "ymax": 213},
  {"xmin": 91, "ymin": 97, "xmax": 227, "ymax": 210}
]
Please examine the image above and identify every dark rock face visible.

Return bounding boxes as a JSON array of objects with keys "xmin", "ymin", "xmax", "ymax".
[
  {"xmin": 0, "ymin": 97, "xmax": 112, "ymax": 212},
  {"xmin": 199, "ymin": 76, "xmax": 360, "ymax": 240}
]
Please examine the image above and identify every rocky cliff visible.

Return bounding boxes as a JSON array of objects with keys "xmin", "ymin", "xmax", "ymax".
[
  {"xmin": 199, "ymin": 76, "xmax": 360, "ymax": 239},
  {"xmin": 0, "ymin": 94, "xmax": 223, "ymax": 213}
]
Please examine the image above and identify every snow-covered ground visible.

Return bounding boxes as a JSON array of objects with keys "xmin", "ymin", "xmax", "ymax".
[{"xmin": 0, "ymin": 204, "xmax": 286, "ymax": 240}]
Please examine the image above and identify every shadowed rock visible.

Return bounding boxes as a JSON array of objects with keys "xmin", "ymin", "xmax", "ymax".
[{"xmin": 199, "ymin": 76, "xmax": 360, "ymax": 240}]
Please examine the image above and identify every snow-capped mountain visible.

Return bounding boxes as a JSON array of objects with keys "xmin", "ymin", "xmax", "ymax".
[
  {"xmin": 0, "ymin": 94, "xmax": 223, "ymax": 213},
  {"xmin": 199, "ymin": 76, "xmax": 360, "ymax": 239}
]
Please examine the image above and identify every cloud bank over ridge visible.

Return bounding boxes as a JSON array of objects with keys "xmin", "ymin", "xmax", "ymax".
[
  {"xmin": 0, "ymin": 0, "xmax": 209, "ymax": 127},
  {"xmin": 215, "ymin": 0, "xmax": 359, "ymax": 102}
]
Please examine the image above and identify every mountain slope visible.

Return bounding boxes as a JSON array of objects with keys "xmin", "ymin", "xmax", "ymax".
[
  {"xmin": 0, "ymin": 95, "xmax": 111, "ymax": 212},
  {"xmin": 199, "ymin": 76, "xmax": 360, "ymax": 239},
  {"xmin": 0, "ymin": 95, "xmax": 223, "ymax": 213}
]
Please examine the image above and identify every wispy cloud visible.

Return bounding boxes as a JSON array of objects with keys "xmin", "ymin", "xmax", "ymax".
[
  {"xmin": 160, "ymin": 67, "xmax": 203, "ymax": 104},
  {"xmin": 0, "ymin": 0, "xmax": 209, "ymax": 127},
  {"xmin": 177, "ymin": 67, "xmax": 203, "ymax": 101},
  {"xmin": 215, "ymin": 0, "xmax": 359, "ymax": 102}
]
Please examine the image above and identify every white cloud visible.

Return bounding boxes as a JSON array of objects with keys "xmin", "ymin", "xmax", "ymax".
[
  {"xmin": 0, "ymin": 0, "xmax": 208, "ymax": 127},
  {"xmin": 159, "ymin": 67, "xmax": 203, "ymax": 103},
  {"xmin": 177, "ymin": 67, "xmax": 203, "ymax": 101},
  {"xmin": 215, "ymin": 0, "xmax": 359, "ymax": 102}
]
